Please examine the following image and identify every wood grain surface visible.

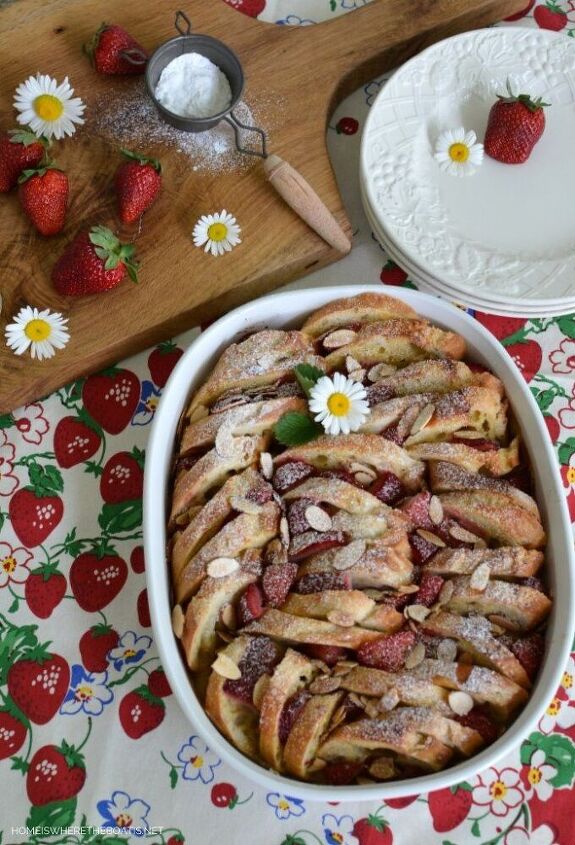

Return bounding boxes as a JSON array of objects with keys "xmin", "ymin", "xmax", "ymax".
[{"xmin": 0, "ymin": 0, "xmax": 525, "ymax": 412}]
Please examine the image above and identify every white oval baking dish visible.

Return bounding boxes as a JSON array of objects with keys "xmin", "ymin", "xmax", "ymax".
[{"xmin": 144, "ymin": 285, "xmax": 575, "ymax": 801}]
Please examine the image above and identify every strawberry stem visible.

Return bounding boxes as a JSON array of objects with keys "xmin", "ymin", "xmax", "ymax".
[{"xmin": 76, "ymin": 716, "xmax": 93, "ymax": 754}]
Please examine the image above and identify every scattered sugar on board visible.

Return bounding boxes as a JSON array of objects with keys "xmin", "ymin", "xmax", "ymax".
[{"xmin": 87, "ymin": 79, "xmax": 276, "ymax": 174}]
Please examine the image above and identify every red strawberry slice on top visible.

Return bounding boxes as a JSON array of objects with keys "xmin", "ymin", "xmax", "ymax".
[
  {"xmin": 9, "ymin": 463, "xmax": 64, "ymax": 547},
  {"xmin": 26, "ymin": 739, "xmax": 87, "ymax": 806},
  {"xmin": 100, "ymin": 448, "xmax": 144, "ymax": 503},
  {"xmin": 82, "ymin": 369, "xmax": 140, "ymax": 434},
  {"xmin": 8, "ymin": 649, "xmax": 70, "ymax": 724},
  {"xmin": 54, "ymin": 415, "xmax": 101, "ymax": 468},
  {"xmin": 357, "ymin": 630, "xmax": 416, "ymax": 672},
  {"xmin": 70, "ymin": 544, "xmax": 128, "ymax": 612},
  {"xmin": 25, "ymin": 565, "xmax": 67, "ymax": 619}
]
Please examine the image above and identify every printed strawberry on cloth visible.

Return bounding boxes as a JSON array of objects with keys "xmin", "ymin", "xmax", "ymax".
[{"xmin": 2, "ymin": 2, "xmax": 575, "ymax": 844}]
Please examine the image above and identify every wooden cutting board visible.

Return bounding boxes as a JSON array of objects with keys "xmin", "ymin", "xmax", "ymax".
[{"xmin": 0, "ymin": 0, "xmax": 525, "ymax": 412}]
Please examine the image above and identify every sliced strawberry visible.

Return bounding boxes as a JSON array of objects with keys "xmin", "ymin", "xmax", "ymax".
[
  {"xmin": 451, "ymin": 436, "xmax": 498, "ymax": 451},
  {"xmin": 224, "ymin": 636, "xmax": 278, "ymax": 703},
  {"xmin": 508, "ymin": 633, "xmax": 545, "ymax": 679},
  {"xmin": 245, "ymin": 485, "xmax": 273, "ymax": 505},
  {"xmin": 305, "ymin": 644, "xmax": 350, "ymax": 666},
  {"xmin": 273, "ymin": 461, "xmax": 314, "ymax": 493},
  {"xmin": 287, "ymin": 499, "xmax": 315, "ymax": 536},
  {"xmin": 400, "ymin": 492, "xmax": 432, "ymax": 529},
  {"xmin": 453, "ymin": 706, "xmax": 498, "ymax": 745},
  {"xmin": 236, "ymin": 583, "xmax": 264, "ymax": 627},
  {"xmin": 414, "ymin": 573, "xmax": 444, "ymax": 607},
  {"xmin": 295, "ymin": 571, "xmax": 351, "ymax": 594},
  {"xmin": 357, "ymin": 630, "xmax": 416, "ymax": 671},
  {"xmin": 369, "ymin": 471, "xmax": 405, "ymax": 505},
  {"xmin": 381, "ymin": 422, "xmax": 405, "ymax": 445},
  {"xmin": 289, "ymin": 531, "xmax": 347, "ymax": 562},
  {"xmin": 321, "ymin": 469, "xmax": 360, "ymax": 487},
  {"xmin": 324, "ymin": 761, "xmax": 364, "ymax": 785},
  {"xmin": 262, "ymin": 562, "xmax": 298, "ymax": 607},
  {"xmin": 409, "ymin": 531, "xmax": 438, "ymax": 565},
  {"xmin": 367, "ymin": 383, "xmax": 394, "ymax": 405},
  {"xmin": 278, "ymin": 690, "xmax": 311, "ymax": 743}
]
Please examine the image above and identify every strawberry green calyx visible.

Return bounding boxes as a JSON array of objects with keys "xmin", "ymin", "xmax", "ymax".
[
  {"xmin": 58, "ymin": 738, "xmax": 87, "ymax": 770},
  {"xmin": 120, "ymin": 148, "xmax": 162, "ymax": 173},
  {"xmin": 88, "ymin": 225, "xmax": 139, "ymax": 283},
  {"xmin": 84, "ymin": 21, "xmax": 108, "ymax": 61},
  {"xmin": 30, "ymin": 562, "xmax": 62, "ymax": 582},
  {"xmin": 134, "ymin": 684, "xmax": 165, "ymax": 709},
  {"xmin": 8, "ymin": 128, "xmax": 49, "ymax": 148},
  {"xmin": 18, "ymin": 162, "xmax": 64, "ymax": 184},
  {"xmin": 89, "ymin": 622, "xmax": 114, "ymax": 638},
  {"xmin": 497, "ymin": 79, "xmax": 550, "ymax": 112}
]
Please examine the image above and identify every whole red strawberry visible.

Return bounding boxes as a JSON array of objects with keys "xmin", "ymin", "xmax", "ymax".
[
  {"xmin": 0, "ymin": 129, "xmax": 47, "ymax": 193},
  {"xmin": 26, "ymin": 740, "xmax": 86, "ymax": 805},
  {"xmin": 70, "ymin": 550, "xmax": 128, "ymax": 612},
  {"xmin": 428, "ymin": 785, "xmax": 473, "ymax": 832},
  {"xmin": 115, "ymin": 149, "xmax": 162, "ymax": 224},
  {"xmin": 534, "ymin": 1, "xmax": 568, "ymax": 30},
  {"xmin": 25, "ymin": 565, "xmax": 67, "ymax": 619},
  {"xmin": 86, "ymin": 23, "xmax": 148, "ymax": 75},
  {"xmin": 8, "ymin": 649, "xmax": 70, "ymax": 724},
  {"xmin": 148, "ymin": 341, "xmax": 183, "ymax": 388},
  {"xmin": 9, "ymin": 463, "xmax": 64, "ymax": 548},
  {"xmin": 52, "ymin": 225, "xmax": 138, "ymax": 296},
  {"xmin": 119, "ymin": 685, "xmax": 165, "ymax": 738},
  {"xmin": 19, "ymin": 164, "xmax": 69, "ymax": 235},
  {"xmin": 53, "ymin": 415, "xmax": 101, "ymax": 468},
  {"xmin": 79, "ymin": 623, "xmax": 120, "ymax": 672},
  {"xmin": 148, "ymin": 668, "xmax": 172, "ymax": 698},
  {"xmin": 353, "ymin": 814, "xmax": 393, "ymax": 845},
  {"xmin": 100, "ymin": 448, "xmax": 144, "ymax": 503},
  {"xmin": 0, "ymin": 701, "xmax": 28, "ymax": 760},
  {"xmin": 484, "ymin": 82, "xmax": 549, "ymax": 164}
]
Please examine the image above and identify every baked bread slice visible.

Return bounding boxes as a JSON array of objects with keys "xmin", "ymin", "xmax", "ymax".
[
  {"xmin": 439, "ymin": 490, "xmax": 545, "ymax": 549},
  {"xmin": 444, "ymin": 576, "xmax": 551, "ymax": 631},
  {"xmin": 429, "ymin": 462, "xmax": 538, "ymax": 514},
  {"xmin": 323, "ymin": 320, "xmax": 466, "ymax": 371},
  {"xmin": 340, "ymin": 665, "xmax": 450, "ymax": 710},
  {"xmin": 367, "ymin": 359, "xmax": 479, "ymax": 402},
  {"xmin": 277, "ymin": 434, "xmax": 425, "ymax": 491},
  {"xmin": 186, "ymin": 330, "xmax": 322, "ymax": 416},
  {"xmin": 244, "ymin": 608, "xmax": 384, "ymax": 649},
  {"xmin": 407, "ymin": 437, "xmax": 520, "ymax": 475},
  {"xmin": 423, "ymin": 547, "xmax": 544, "ymax": 579},
  {"xmin": 259, "ymin": 649, "xmax": 317, "ymax": 772},
  {"xmin": 298, "ymin": 540, "xmax": 413, "ymax": 589},
  {"xmin": 283, "ymin": 691, "xmax": 344, "ymax": 779},
  {"xmin": 422, "ymin": 611, "xmax": 530, "ymax": 688},
  {"xmin": 402, "ymin": 386, "xmax": 508, "ymax": 447},
  {"xmin": 301, "ymin": 291, "xmax": 419, "ymax": 337}
]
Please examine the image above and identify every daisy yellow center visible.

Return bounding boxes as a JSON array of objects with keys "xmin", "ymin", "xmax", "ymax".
[
  {"xmin": 562, "ymin": 671, "xmax": 573, "ymax": 689},
  {"xmin": 449, "ymin": 142, "xmax": 470, "ymax": 163},
  {"xmin": 327, "ymin": 392, "xmax": 351, "ymax": 417},
  {"xmin": 528, "ymin": 767, "xmax": 542, "ymax": 785},
  {"xmin": 547, "ymin": 697, "xmax": 560, "ymax": 716},
  {"xmin": 190, "ymin": 755, "xmax": 204, "ymax": 768},
  {"xmin": 24, "ymin": 319, "xmax": 52, "ymax": 342},
  {"xmin": 2, "ymin": 555, "xmax": 16, "ymax": 573},
  {"xmin": 567, "ymin": 467, "xmax": 575, "ymax": 485},
  {"xmin": 489, "ymin": 780, "xmax": 507, "ymax": 801},
  {"xmin": 207, "ymin": 223, "xmax": 228, "ymax": 242},
  {"xmin": 33, "ymin": 94, "xmax": 64, "ymax": 122}
]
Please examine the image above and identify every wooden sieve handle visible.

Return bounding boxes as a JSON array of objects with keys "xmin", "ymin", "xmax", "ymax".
[{"xmin": 263, "ymin": 154, "xmax": 351, "ymax": 254}]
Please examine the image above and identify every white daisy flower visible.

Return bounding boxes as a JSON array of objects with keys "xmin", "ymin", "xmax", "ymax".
[
  {"xmin": 192, "ymin": 210, "xmax": 241, "ymax": 257},
  {"xmin": 434, "ymin": 127, "xmax": 484, "ymax": 176},
  {"xmin": 309, "ymin": 372, "xmax": 370, "ymax": 436},
  {"xmin": 13, "ymin": 74, "xmax": 85, "ymax": 140},
  {"xmin": 5, "ymin": 306, "xmax": 70, "ymax": 361}
]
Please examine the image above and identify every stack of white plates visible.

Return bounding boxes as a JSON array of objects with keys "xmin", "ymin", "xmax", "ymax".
[{"xmin": 360, "ymin": 26, "xmax": 575, "ymax": 317}]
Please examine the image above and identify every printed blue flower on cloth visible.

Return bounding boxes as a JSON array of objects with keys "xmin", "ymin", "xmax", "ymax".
[
  {"xmin": 266, "ymin": 792, "xmax": 306, "ymax": 820},
  {"xmin": 108, "ymin": 630, "xmax": 152, "ymax": 671},
  {"xmin": 277, "ymin": 14, "xmax": 316, "ymax": 24},
  {"xmin": 97, "ymin": 790, "xmax": 151, "ymax": 837},
  {"xmin": 60, "ymin": 665, "xmax": 113, "ymax": 716},
  {"xmin": 322, "ymin": 813, "xmax": 359, "ymax": 845},
  {"xmin": 132, "ymin": 380, "xmax": 161, "ymax": 426},
  {"xmin": 341, "ymin": 0, "xmax": 369, "ymax": 8},
  {"xmin": 364, "ymin": 78, "xmax": 384, "ymax": 106},
  {"xmin": 177, "ymin": 735, "xmax": 222, "ymax": 783}
]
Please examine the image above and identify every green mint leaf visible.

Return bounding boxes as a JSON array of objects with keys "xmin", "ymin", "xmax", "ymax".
[
  {"xmin": 294, "ymin": 363, "xmax": 325, "ymax": 397},
  {"xmin": 274, "ymin": 412, "xmax": 323, "ymax": 447}
]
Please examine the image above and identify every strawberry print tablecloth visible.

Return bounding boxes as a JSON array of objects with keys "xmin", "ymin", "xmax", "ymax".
[{"xmin": 2, "ymin": 1, "xmax": 575, "ymax": 843}]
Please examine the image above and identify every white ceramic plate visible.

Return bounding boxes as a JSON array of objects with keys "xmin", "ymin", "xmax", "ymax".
[
  {"xmin": 144, "ymin": 286, "xmax": 575, "ymax": 801},
  {"xmin": 361, "ymin": 185, "xmax": 575, "ymax": 317},
  {"xmin": 360, "ymin": 27, "xmax": 575, "ymax": 307}
]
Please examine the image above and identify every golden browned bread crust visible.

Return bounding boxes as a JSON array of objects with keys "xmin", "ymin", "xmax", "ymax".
[
  {"xmin": 301, "ymin": 292, "xmax": 419, "ymax": 337},
  {"xmin": 439, "ymin": 490, "xmax": 545, "ymax": 549}
]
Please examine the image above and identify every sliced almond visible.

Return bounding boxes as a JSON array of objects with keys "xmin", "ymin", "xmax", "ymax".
[
  {"xmin": 410, "ymin": 403, "xmax": 435, "ymax": 435},
  {"xmin": 489, "ymin": 620, "xmax": 507, "ymax": 635},
  {"xmin": 470, "ymin": 562, "xmax": 491, "ymax": 591},
  {"xmin": 280, "ymin": 516, "xmax": 290, "ymax": 546},
  {"xmin": 207, "ymin": 557, "xmax": 240, "ymax": 578},
  {"xmin": 305, "ymin": 505, "xmax": 333, "ymax": 533},
  {"xmin": 327, "ymin": 610, "xmax": 355, "ymax": 628},
  {"xmin": 220, "ymin": 603, "xmax": 236, "ymax": 631},
  {"xmin": 364, "ymin": 589, "xmax": 387, "ymax": 600},
  {"xmin": 448, "ymin": 690, "xmax": 474, "ymax": 716},
  {"xmin": 345, "ymin": 355, "xmax": 362, "ymax": 373},
  {"xmin": 404, "ymin": 641, "xmax": 426, "ymax": 669},
  {"xmin": 171, "ymin": 604, "xmax": 185, "ymax": 639},
  {"xmin": 397, "ymin": 583, "xmax": 420, "ymax": 595},
  {"xmin": 449, "ymin": 524, "xmax": 483, "ymax": 544},
  {"xmin": 364, "ymin": 699, "xmax": 381, "ymax": 719},
  {"xmin": 488, "ymin": 613, "xmax": 522, "ymax": 632},
  {"xmin": 332, "ymin": 660, "xmax": 358, "ymax": 675},
  {"xmin": 350, "ymin": 462, "xmax": 376, "ymax": 479},
  {"xmin": 311, "ymin": 659, "xmax": 332, "ymax": 675},
  {"xmin": 437, "ymin": 638, "xmax": 458, "ymax": 662},
  {"xmin": 368, "ymin": 362, "xmax": 396, "ymax": 382},
  {"xmin": 348, "ymin": 692, "xmax": 366, "ymax": 710},
  {"xmin": 309, "ymin": 675, "xmax": 342, "ymax": 694},
  {"xmin": 416, "ymin": 529, "xmax": 446, "ymax": 548},
  {"xmin": 438, "ymin": 579, "xmax": 455, "ymax": 605},
  {"xmin": 355, "ymin": 471, "xmax": 377, "ymax": 486},
  {"xmin": 230, "ymin": 495, "xmax": 262, "ymax": 515},
  {"xmin": 474, "ymin": 538, "xmax": 488, "ymax": 550},
  {"xmin": 369, "ymin": 756, "xmax": 396, "ymax": 780},
  {"xmin": 253, "ymin": 673, "xmax": 270, "ymax": 708},
  {"xmin": 332, "ymin": 539, "xmax": 366, "ymax": 571},
  {"xmin": 378, "ymin": 688, "xmax": 400, "ymax": 712},
  {"xmin": 211, "ymin": 652, "xmax": 241, "ymax": 680},
  {"xmin": 330, "ymin": 704, "xmax": 348, "ymax": 729},
  {"xmin": 214, "ymin": 421, "xmax": 235, "ymax": 458},
  {"xmin": 260, "ymin": 451, "xmax": 273, "ymax": 480},
  {"xmin": 349, "ymin": 368, "xmax": 366, "ymax": 383},
  {"xmin": 405, "ymin": 604, "xmax": 430, "ymax": 622},
  {"xmin": 428, "ymin": 495, "xmax": 444, "ymax": 526},
  {"xmin": 453, "ymin": 429, "xmax": 484, "ymax": 440},
  {"xmin": 323, "ymin": 328, "xmax": 357, "ymax": 349}
]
